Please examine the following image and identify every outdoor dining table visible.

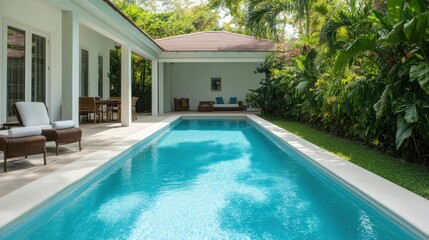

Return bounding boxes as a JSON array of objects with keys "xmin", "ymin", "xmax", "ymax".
[{"xmin": 95, "ymin": 99, "xmax": 121, "ymax": 122}]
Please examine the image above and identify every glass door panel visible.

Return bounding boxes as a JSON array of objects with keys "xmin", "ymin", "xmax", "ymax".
[
  {"xmin": 98, "ymin": 55, "xmax": 103, "ymax": 99},
  {"xmin": 80, "ymin": 49, "xmax": 89, "ymax": 96},
  {"xmin": 7, "ymin": 26, "xmax": 26, "ymax": 121},
  {"xmin": 31, "ymin": 34, "xmax": 46, "ymax": 103}
]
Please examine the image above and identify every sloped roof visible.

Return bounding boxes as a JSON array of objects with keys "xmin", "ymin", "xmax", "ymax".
[{"xmin": 155, "ymin": 31, "xmax": 276, "ymax": 52}]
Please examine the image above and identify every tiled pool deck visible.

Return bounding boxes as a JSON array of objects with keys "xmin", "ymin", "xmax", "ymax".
[{"xmin": 0, "ymin": 112, "xmax": 428, "ymax": 238}]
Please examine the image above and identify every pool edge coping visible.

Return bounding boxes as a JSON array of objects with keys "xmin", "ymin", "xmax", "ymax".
[
  {"xmin": 247, "ymin": 115, "xmax": 429, "ymax": 238},
  {"xmin": 0, "ymin": 113, "xmax": 428, "ymax": 238}
]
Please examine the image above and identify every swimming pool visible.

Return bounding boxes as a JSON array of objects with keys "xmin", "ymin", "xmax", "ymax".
[{"xmin": 0, "ymin": 117, "xmax": 424, "ymax": 239}]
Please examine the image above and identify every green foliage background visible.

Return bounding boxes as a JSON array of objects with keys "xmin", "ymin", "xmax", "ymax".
[{"xmin": 244, "ymin": 0, "xmax": 429, "ymax": 163}]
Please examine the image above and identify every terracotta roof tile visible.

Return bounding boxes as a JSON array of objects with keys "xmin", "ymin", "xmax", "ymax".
[{"xmin": 155, "ymin": 31, "xmax": 276, "ymax": 52}]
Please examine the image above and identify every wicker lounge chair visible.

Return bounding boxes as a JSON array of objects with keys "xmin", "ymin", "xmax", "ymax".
[
  {"xmin": 0, "ymin": 130, "xmax": 46, "ymax": 172},
  {"xmin": 12, "ymin": 102, "xmax": 82, "ymax": 156}
]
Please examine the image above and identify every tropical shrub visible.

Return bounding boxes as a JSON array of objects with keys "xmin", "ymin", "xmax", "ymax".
[{"xmin": 253, "ymin": 0, "xmax": 429, "ymax": 164}]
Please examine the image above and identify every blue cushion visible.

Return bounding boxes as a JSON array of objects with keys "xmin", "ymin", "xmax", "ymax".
[
  {"xmin": 216, "ymin": 97, "xmax": 224, "ymax": 104},
  {"xmin": 229, "ymin": 97, "xmax": 237, "ymax": 104}
]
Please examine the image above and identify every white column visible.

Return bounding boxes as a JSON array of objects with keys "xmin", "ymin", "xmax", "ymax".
[
  {"xmin": 0, "ymin": 22, "xmax": 4, "ymax": 123},
  {"xmin": 158, "ymin": 62, "xmax": 164, "ymax": 115},
  {"xmin": 121, "ymin": 44, "xmax": 132, "ymax": 127},
  {"xmin": 151, "ymin": 60, "xmax": 159, "ymax": 116},
  {"xmin": 62, "ymin": 11, "xmax": 80, "ymax": 125}
]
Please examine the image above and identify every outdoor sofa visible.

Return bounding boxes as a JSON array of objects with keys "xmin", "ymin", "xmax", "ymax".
[{"xmin": 212, "ymin": 97, "xmax": 243, "ymax": 111}]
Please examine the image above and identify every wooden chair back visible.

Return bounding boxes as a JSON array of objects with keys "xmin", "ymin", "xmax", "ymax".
[
  {"xmin": 79, "ymin": 97, "xmax": 96, "ymax": 111},
  {"xmin": 132, "ymin": 96, "xmax": 139, "ymax": 108},
  {"xmin": 79, "ymin": 97, "xmax": 99, "ymax": 124}
]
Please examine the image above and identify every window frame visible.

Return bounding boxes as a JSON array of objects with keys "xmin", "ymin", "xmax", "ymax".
[
  {"xmin": 1, "ymin": 19, "xmax": 50, "ymax": 122},
  {"xmin": 98, "ymin": 54, "xmax": 104, "ymax": 99},
  {"xmin": 80, "ymin": 48, "xmax": 89, "ymax": 96},
  {"xmin": 211, "ymin": 77, "xmax": 222, "ymax": 92}
]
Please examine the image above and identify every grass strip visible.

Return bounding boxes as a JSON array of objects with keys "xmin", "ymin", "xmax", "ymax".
[{"xmin": 264, "ymin": 117, "xmax": 429, "ymax": 199}]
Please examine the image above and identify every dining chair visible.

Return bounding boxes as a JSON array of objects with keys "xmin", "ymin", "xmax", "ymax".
[
  {"xmin": 132, "ymin": 96, "xmax": 139, "ymax": 121},
  {"xmin": 79, "ymin": 97, "xmax": 100, "ymax": 124},
  {"xmin": 110, "ymin": 97, "xmax": 121, "ymax": 122}
]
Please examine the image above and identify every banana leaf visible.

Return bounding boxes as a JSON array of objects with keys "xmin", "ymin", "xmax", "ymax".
[
  {"xmin": 396, "ymin": 115, "xmax": 414, "ymax": 149},
  {"xmin": 410, "ymin": 62, "xmax": 429, "ymax": 95}
]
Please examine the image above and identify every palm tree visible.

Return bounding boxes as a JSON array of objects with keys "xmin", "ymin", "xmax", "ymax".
[
  {"xmin": 247, "ymin": 0, "xmax": 315, "ymax": 41},
  {"xmin": 209, "ymin": 0, "xmax": 314, "ymax": 41}
]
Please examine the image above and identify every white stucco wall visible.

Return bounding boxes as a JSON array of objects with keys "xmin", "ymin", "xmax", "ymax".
[
  {"xmin": 79, "ymin": 25, "xmax": 115, "ymax": 98},
  {"xmin": 0, "ymin": 0, "xmax": 62, "ymax": 121},
  {"xmin": 0, "ymin": 1, "xmax": 117, "ymax": 122},
  {"xmin": 164, "ymin": 62, "xmax": 264, "ymax": 111}
]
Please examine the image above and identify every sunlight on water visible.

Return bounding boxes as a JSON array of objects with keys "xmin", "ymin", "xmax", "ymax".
[
  {"xmin": 96, "ymin": 193, "xmax": 150, "ymax": 224},
  {"xmin": 128, "ymin": 156, "xmax": 263, "ymax": 239}
]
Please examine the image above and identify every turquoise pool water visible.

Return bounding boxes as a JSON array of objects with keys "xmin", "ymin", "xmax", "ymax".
[{"xmin": 1, "ymin": 119, "xmax": 416, "ymax": 239}]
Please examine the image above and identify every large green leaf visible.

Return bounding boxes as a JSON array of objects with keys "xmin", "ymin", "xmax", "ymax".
[
  {"xmin": 344, "ymin": 36, "xmax": 376, "ymax": 56},
  {"xmin": 404, "ymin": 104, "xmax": 418, "ymax": 123},
  {"xmin": 410, "ymin": 62, "xmax": 429, "ymax": 95},
  {"xmin": 333, "ymin": 52, "xmax": 349, "ymax": 74},
  {"xmin": 395, "ymin": 115, "xmax": 414, "ymax": 149},
  {"xmin": 372, "ymin": 9, "xmax": 393, "ymax": 29},
  {"xmin": 294, "ymin": 58, "xmax": 305, "ymax": 71},
  {"xmin": 374, "ymin": 84, "xmax": 392, "ymax": 117},
  {"xmin": 387, "ymin": 0, "xmax": 404, "ymax": 24},
  {"xmin": 379, "ymin": 21, "xmax": 405, "ymax": 45},
  {"xmin": 408, "ymin": 0, "xmax": 427, "ymax": 15},
  {"xmin": 333, "ymin": 36, "xmax": 376, "ymax": 73},
  {"xmin": 295, "ymin": 80, "xmax": 310, "ymax": 93},
  {"xmin": 403, "ymin": 12, "xmax": 429, "ymax": 41}
]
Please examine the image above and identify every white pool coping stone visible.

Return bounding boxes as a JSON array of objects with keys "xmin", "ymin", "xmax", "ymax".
[
  {"xmin": 247, "ymin": 115, "xmax": 429, "ymax": 238},
  {"xmin": 0, "ymin": 114, "xmax": 428, "ymax": 238}
]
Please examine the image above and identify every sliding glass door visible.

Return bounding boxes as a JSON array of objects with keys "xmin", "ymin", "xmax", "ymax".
[{"xmin": 5, "ymin": 25, "xmax": 48, "ymax": 121}]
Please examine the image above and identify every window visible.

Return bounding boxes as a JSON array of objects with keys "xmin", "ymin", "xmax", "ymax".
[
  {"xmin": 3, "ymin": 24, "xmax": 48, "ymax": 122},
  {"xmin": 7, "ymin": 26, "xmax": 26, "ymax": 121},
  {"xmin": 98, "ymin": 55, "xmax": 103, "ymax": 99},
  {"xmin": 80, "ymin": 49, "xmax": 89, "ymax": 96},
  {"xmin": 32, "ymin": 34, "xmax": 46, "ymax": 102},
  {"xmin": 211, "ymin": 77, "xmax": 221, "ymax": 91}
]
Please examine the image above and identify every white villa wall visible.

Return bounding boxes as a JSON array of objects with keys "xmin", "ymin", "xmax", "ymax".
[
  {"xmin": 79, "ymin": 25, "xmax": 115, "ymax": 98},
  {"xmin": 0, "ymin": 1, "xmax": 116, "ymax": 122},
  {"xmin": 0, "ymin": 0, "xmax": 62, "ymax": 121},
  {"xmin": 164, "ymin": 62, "xmax": 263, "ymax": 111}
]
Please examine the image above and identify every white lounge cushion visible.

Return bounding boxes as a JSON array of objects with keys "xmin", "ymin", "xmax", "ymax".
[
  {"xmin": 213, "ymin": 104, "xmax": 239, "ymax": 108},
  {"xmin": 15, "ymin": 102, "xmax": 50, "ymax": 126},
  {"xmin": 8, "ymin": 127, "xmax": 42, "ymax": 138},
  {"xmin": 52, "ymin": 120, "xmax": 76, "ymax": 130}
]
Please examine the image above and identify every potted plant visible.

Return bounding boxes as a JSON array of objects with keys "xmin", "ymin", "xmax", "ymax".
[{"xmin": 245, "ymin": 91, "xmax": 260, "ymax": 111}]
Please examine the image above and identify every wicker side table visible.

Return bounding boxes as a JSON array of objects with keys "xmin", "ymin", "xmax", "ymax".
[
  {"xmin": 0, "ymin": 135, "xmax": 46, "ymax": 172},
  {"xmin": 198, "ymin": 101, "xmax": 214, "ymax": 112}
]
